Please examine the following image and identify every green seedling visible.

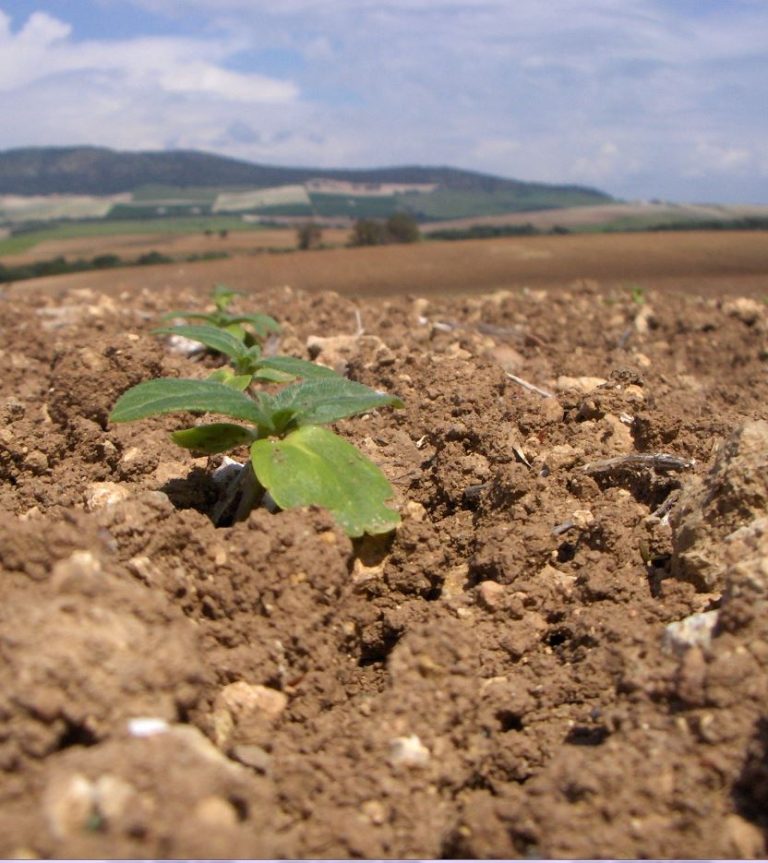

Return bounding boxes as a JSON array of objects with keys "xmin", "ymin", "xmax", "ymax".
[
  {"xmin": 154, "ymin": 323, "xmax": 337, "ymax": 385},
  {"xmin": 162, "ymin": 284, "xmax": 280, "ymax": 345},
  {"xmin": 110, "ymin": 375, "xmax": 404, "ymax": 537},
  {"xmin": 629, "ymin": 284, "xmax": 646, "ymax": 305}
]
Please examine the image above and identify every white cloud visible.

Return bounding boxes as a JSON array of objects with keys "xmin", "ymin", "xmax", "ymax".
[
  {"xmin": 2, "ymin": 1, "xmax": 768, "ymax": 201},
  {"xmin": 0, "ymin": 8, "xmax": 297, "ymax": 103}
]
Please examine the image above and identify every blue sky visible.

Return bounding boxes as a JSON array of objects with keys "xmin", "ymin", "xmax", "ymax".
[{"xmin": 1, "ymin": 0, "xmax": 767, "ymax": 203}]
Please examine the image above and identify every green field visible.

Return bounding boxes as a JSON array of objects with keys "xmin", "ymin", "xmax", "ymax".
[
  {"xmin": 0, "ymin": 216, "xmax": 267, "ymax": 255},
  {"xmin": 403, "ymin": 187, "xmax": 614, "ymax": 221},
  {"xmin": 308, "ymin": 194, "xmax": 400, "ymax": 219}
]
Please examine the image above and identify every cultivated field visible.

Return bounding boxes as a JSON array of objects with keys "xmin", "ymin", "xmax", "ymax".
[
  {"xmin": 10, "ymin": 230, "xmax": 768, "ymax": 300},
  {"xmin": 1, "ymin": 231, "xmax": 767, "ymax": 857}
]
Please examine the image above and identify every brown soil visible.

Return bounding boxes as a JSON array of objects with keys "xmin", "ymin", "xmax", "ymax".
[
  {"xmin": 2, "ymin": 227, "xmax": 351, "ymax": 267},
  {"xmin": 1, "ymin": 239, "xmax": 768, "ymax": 858},
  {"xmin": 13, "ymin": 229, "xmax": 768, "ymax": 301}
]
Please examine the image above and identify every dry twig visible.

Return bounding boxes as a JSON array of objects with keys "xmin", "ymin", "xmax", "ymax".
[
  {"xmin": 506, "ymin": 373, "xmax": 555, "ymax": 399},
  {"xmin": 581, "ymin": 452, "xmax": 695, "ymax": 476}
]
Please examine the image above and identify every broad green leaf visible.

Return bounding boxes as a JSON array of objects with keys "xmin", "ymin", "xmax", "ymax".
[
  {"xmin": 258, "ymin": 356, "xmax": 339, "ymax": 381},
  {"xmin": 172, "ymin": 423, "xmax": 257, "ymax": 454},
  {"xmin": 253, "ymin": 367, "xmax": 297, "ymax": 384},
  {"xmin": 153, "ymin": 324, "xmax": 249, "ymax": 362},
  {"xmin": 227, "ymin": 313, "xmax": 281, "ymax": 337},
  {"xmin": 269, "ymin": 378, "xmax": 404, "ymax": 427},
  {"xmin": 207, "ymin": 368, "xmax": 253, "ymax": 391},
  {"xmin": 159, "ymin": 310, "xmax": 215, "ymax": 323},
  {"xmin": 110, "ymin": 378, "xmax": 270, "ymax": 425},
  {"xmin": 250, "ymin": 425, "xmax": 400, "ymax": 537}
]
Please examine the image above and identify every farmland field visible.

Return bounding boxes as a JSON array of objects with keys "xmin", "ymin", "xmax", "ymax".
[
  {"xmin": 9, "ymin": 229, "xmax": 768, "ymax": 299},
  {"xmin": 0, "ymin": 228, "xmax": 767, "ymax": 858}
]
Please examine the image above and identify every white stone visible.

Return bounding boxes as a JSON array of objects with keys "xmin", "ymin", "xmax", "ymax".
[{"xmin": 388, "ymin": 734, "xmax": 430, "ymax": 768}]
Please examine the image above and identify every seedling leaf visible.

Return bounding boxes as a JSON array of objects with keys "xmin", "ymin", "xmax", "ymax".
[
  {"xmin": 256, "ymin": 356, "xmax": 338, "ymax": 381},
  {"xmin": 250, "ymin": 425, "xmax": 400, "ymax": 537},
  {"xmin": 270, "ymin": 377, "xmax": 404, "ymax": 427},
  {"xmin": 172, "ymin": 423, "xmax": 258, "ymax": 454},
  {"xmin": 207, "ymin": 368, "xmax": 253, "ymax": 391},
  {"xmin": 110, "ymin": 378, "xmax": 270, "ymax": 425},
  {"xmin": 153, "ymin": 324, "xmax": 249, "ymax": 362},
  {"xmin": 226, "ymin": 313, "xmax": 281, "ymax": 338}
]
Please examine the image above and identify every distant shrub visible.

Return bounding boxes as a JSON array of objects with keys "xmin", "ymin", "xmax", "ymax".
[
  {"xmin": 137, "ymin": 251, "xmax": 172, "ymax": 266},
  {"xmin": 349, "ymin": 213, "xmax": 421, "ymax": 247},
  {"xmin": 385, "ymin": 212, "xmax": 421, "ymax": 244},
  {"xmin": 297, "ymin": 221, "xmax": 323, "ymax": 250}
]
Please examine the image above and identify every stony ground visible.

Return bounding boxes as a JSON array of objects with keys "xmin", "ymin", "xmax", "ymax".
[{"xmin": 0, "ymin": 271, "xmax": 767, "ymax": 858}]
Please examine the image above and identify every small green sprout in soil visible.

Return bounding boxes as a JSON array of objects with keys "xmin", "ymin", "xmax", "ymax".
[
  {"xmin": 153, "ymin": 322, "xmax": 338, "ymax": 386},
  {"xmin": 110, "ymin": 375, "xmax": 404, "ymax": 537},
  {"xmin": 161, "ymin": 283, "xmax": 280, "ymax": 346}
]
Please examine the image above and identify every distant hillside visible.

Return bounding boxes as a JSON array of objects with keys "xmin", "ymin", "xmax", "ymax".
[{"xmin": 0, "ymin": 145, "xmax": 612, "ymax": 205}]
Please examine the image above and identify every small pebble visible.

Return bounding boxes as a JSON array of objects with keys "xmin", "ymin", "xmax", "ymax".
[
  {"xmin": 662, "ymin": 610, "xmax": 719, "ymax": 655},
  {"xmin": 388, "ymin": 735, "xmax": 430, "ymax": 768}
]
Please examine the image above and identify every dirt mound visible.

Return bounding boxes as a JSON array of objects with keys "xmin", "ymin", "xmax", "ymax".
[{"xmin": 0, "ymin": 275, "xmax": 767, "ymax": 858}]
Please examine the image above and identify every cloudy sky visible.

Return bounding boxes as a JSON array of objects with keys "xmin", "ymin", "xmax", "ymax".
[{"xmin": 1, "ymin": 0, "xmax": 767, "ymax": 203}]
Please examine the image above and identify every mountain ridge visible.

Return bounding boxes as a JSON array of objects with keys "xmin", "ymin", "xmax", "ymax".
[{"xmin": 0, "ymin": 145, "xmax": 613, "ymax": 202}]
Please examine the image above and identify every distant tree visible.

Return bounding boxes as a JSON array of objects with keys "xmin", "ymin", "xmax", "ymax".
[
  {"xmin": 385, "ymin": 212, "xmax": 420, "ymax": 244},
  {"xmin": 297, "ymin": 221, "xmax": 323, "ymax": 250},
  {"xmin": 349, "ymin": 218, "xmax": 389, "ymax": 247},
  {"xmin": 350, "ymin": 213, "xmax": 421, "ymax": 247}
]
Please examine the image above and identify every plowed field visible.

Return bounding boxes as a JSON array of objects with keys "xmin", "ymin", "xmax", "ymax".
[{"xmin": 0, "ymin": 232, "xmax": 767, "ymax": 858}]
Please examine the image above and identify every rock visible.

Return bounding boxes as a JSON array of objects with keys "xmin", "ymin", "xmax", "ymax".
[
  {"xmin": 633, "ymin": 304, "xmax": 657, "ymax": 335},
  {"xmin": 193, "ymin": 796, "xmax": 239, "ymax": 829},
  {"xmin": 154, "ymin": 460, "xmax": 190, "ymax": 485},
  {"xmin": 540, "ymin": 397, "xmax": 564, "ymax": 423},
  {"xmin": 93, "ymin": 774, "xmax": 136, "ymax": 823},
  {"xmin": 662, "ymin": 610, "xmax": 719, "ymax": 656},
  {"xmin": 537, "ymin": 564, "xmax": 577, "ymax": 597},
  {"xmin": 671, "ymin": 421, "xmax": 768, "ymax": 591},
  {"xmin": 724, "ymin": 813, "xmax": 765, "ymax": 857},
  {"xmin": 541, "ymin": 443, "xmax": 581, "ymax": 473},
  {"xmin": 231, "ymin": 744, "xmax": 272, "ymax": 773},
  {"xmin": 718, "ymin": 517, "xmax": 768, "ymax": 633},
  {"xmin": 43, "ymin": 773, "xmax": 96, "ymax": 839},
  {"xmin": 213, "ymin": 682, "xmax": 288, "ymax": 749},
  {"xmin": 404, "ymin": 500, "xmax": 427, "ymax": 522},
  {"xmin": 164, "ymin": 333, "xmax": 206, "ymax": 356},
  {"xmin": 360, "ymin": 799, "xmax": 387, "ymax": 825},
  {"xmin": 52, "ymin": 550, "xmax": 103, "ymax": 580},
  {"xmin": 306, "ymin": 333, "xmax": 391, "ymax": 375},
  {"xmin": 388, "ymin": 735, "xmax": 430, "ymax": 768},
  {"xmin": 555, "ymin": 375, "xmax": 608, "ymax": 394},
  {"xmin": 486, "ymin": 344, "xmax": 525, "ymax": 374},
  {"xmin": 127, "ymin": 717, "xmax": 170, "ymax": 738},
  {"xmin": 477, "ymin": 580, "xmax": 505, "ymax": 610},
  {"xmin": 601, "ymin": 413, "xmax": 634, "ymax": 453},
  {"xmin": 722, "ymin": 297, "xmax": 765, "ymax": 327},
  {"xmin": 85, "ymin": 481, "xmax": 131, "ymax": 511}
]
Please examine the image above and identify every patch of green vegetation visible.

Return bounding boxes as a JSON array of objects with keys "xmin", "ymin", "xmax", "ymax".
[
  {"xmin": 111, "ymin": 289, "xmax": 404, "ymax": 537},
  {"xmin": 309, "ymin": 194, "xmax": 398, "ymax": 219},
  {"xmin": 250, "ymin": 202, "xmax": 314, "ymax": 218},
  {"xmin": 0, "ymin": 248, "xmax": 232, "ymax": 283},
  {"xmin": 0, "ymin": 216, "xmax": 266, "ymax": 256},
  {"xmin": 427, "ymin": 223, "xmax": 539, "ymax": 241},
  {"xmin": 404, "ymin": 188, "xmax": 607, "ymax": 221},
  {"xmin": 130, "ymin": 184, "xmax": 220, "ymax": 203}
]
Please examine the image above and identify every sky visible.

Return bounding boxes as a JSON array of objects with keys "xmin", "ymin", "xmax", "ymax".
[{"xmin": 0, "ymin": 0, "xmax": 767, "ymax": 203}]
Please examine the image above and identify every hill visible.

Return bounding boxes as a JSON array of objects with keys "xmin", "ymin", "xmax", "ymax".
[{"xmin": 0, "ymin": 146, "xmax": 613, "ymax": 210}]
